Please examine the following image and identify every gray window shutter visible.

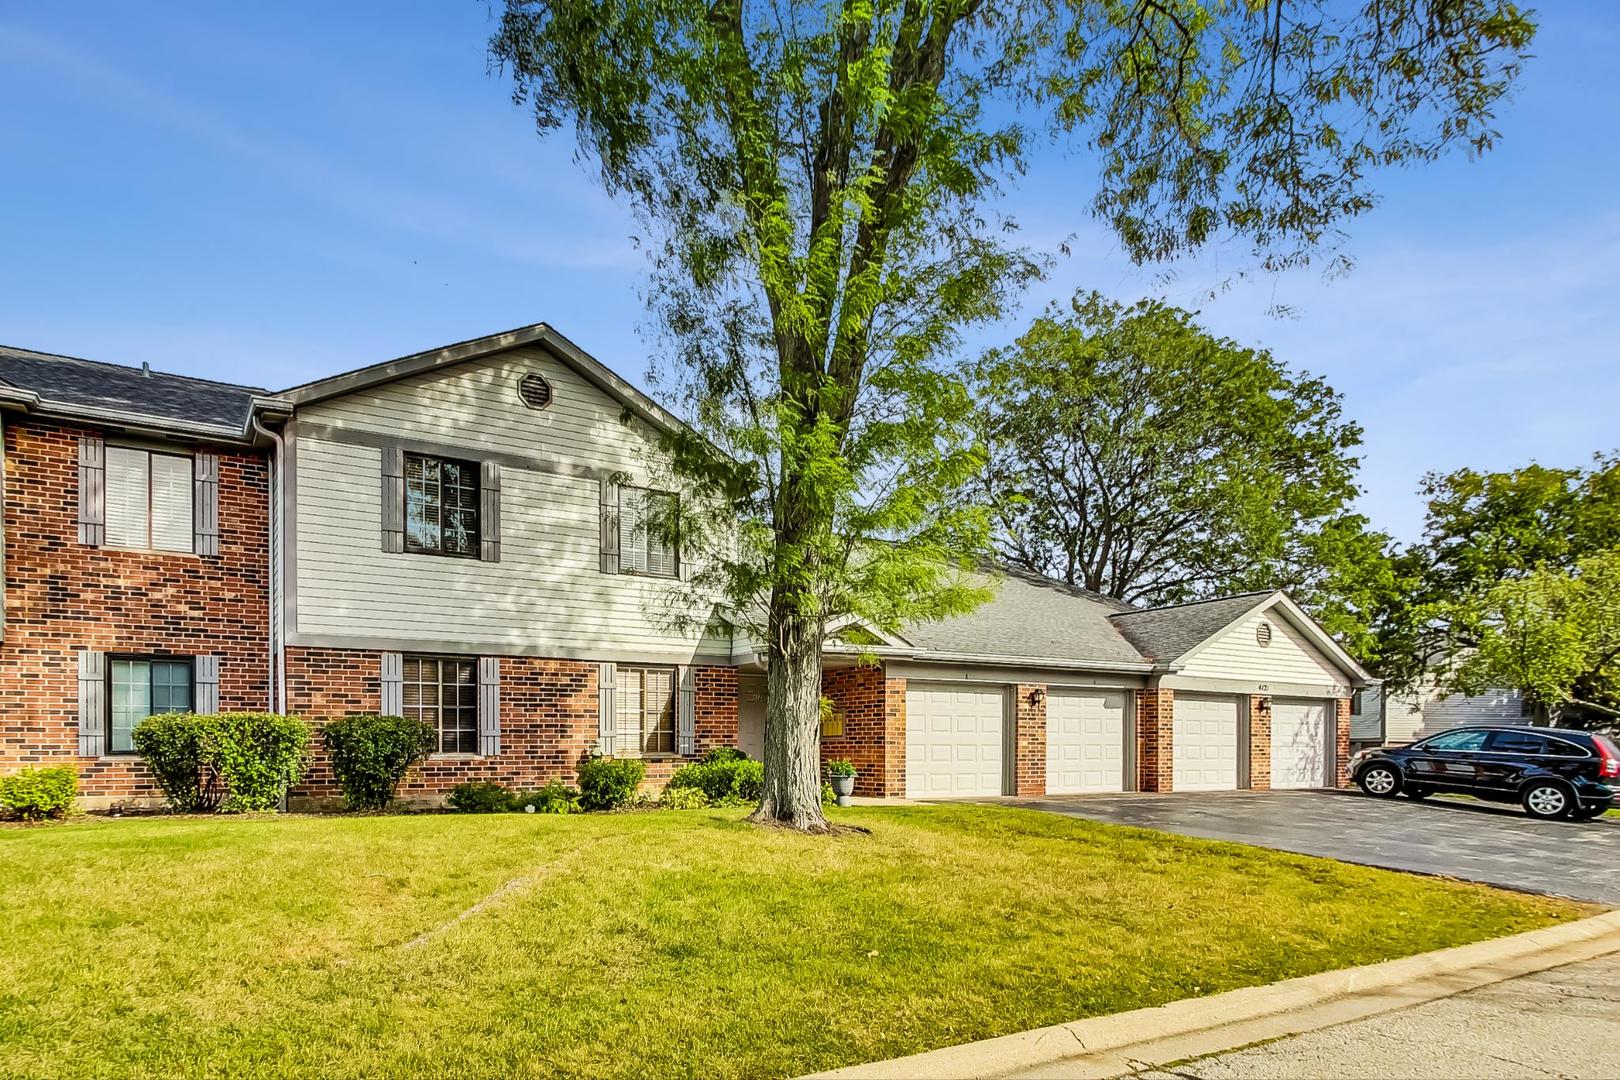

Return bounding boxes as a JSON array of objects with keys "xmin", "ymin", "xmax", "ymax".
[
  {"xmin": 599, "ymin": 476, "xmax": 620, "ymax": 573},
  {"xmin": 193, "ymin": 452, "xmax": 220, "ymax": 556},
  {"xmin": 597, "ymin": 661, "xmax": 617, "ymax": 756},
  {"xmin": 194, "ymin": 654, "xmax": 220, "ymax": 714},
  {"xmin": 380, "ymin": 447, "xmax": 405, "ymax": 553},
  {"xmin": 380, "ymin": 652, "xmax": 404, "ymax": 715},
  {"xmin": 77, "ymin": 436, "xmax": 105, "ymax": 546},
  {"xmin": 677, "ymin": 665, "xmax": 696, "ymax": 756},
  {"xmin": 77, "ymin": 650, "xmax": 106, "ymax": 756},
  {"xmin": 479, "ymin": 462, "xmax": 501, "ymax": 563},
  {"xmin": 477, "ymin": 656, "xmax": 501, "ymax": 756}
]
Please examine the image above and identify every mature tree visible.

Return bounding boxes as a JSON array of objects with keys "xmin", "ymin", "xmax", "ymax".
[
  {"xmin": 1452, "ymin": 551, "xmax": 1620, "ymax": 731},
  {"xmin": 491, "ymin": 0, "xmax": 1534, "ymax": 830},
  {"xmin": 973, "ymin": 291, "xmax": 1390, "ymax": 644}
]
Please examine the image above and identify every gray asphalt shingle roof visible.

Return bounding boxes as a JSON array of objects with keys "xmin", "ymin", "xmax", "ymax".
[
  {"xmin": 0, "ymin": 344, "xmax": 265, "ymax": 433},
  {"xmin": 903, "ymin": 566, "xmax": 1150, "ymax": 667},
  {"xmin": 1107, "ymin": 591, "xmax": 1274, "ymax": 663}
]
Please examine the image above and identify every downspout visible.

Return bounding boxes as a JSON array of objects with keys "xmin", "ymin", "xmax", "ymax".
[{"xmin": 251, "ymin": 413, "xmax": 286, "ymax": 714}]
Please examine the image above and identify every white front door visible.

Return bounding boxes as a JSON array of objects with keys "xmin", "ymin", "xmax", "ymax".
[
  {"xmin": 1046, "ymin": 689, "xmax": 1128, "ymax": 794},
  {"xmin": 905, "ymin": 683, "xmax": 1006, "ymax": 797},
  {"xmin": 1271, "ymin": 698, "xmax": 1331, "ymax": 789},
  {"xmin": 1173, "ymin": 692, "xmax": 1240, "ymax": 792},
  {"xmin": 737, "ymin": 675, "xmax": 766, "ymax": 761}
]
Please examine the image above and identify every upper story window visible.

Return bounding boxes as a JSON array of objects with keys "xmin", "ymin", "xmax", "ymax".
[
  {"xmin": 105, "ymin": 447, "xmax": 193, "ymax": 552},
  {"xmin": 405, "ymin": 453, "xmax": 480, "ymax": 558},
  {"xmin": 618, "ymin": 487, "xmax": 678, "ymax": 577}
]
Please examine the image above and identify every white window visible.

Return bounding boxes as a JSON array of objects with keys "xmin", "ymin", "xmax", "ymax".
[
  {"xmin": 618, "ymin": 487, "xmax": 678, "ymax": 577},
  {"xmin": 105, "ymin": 447, "xmax": 193, "ymax": 552}
]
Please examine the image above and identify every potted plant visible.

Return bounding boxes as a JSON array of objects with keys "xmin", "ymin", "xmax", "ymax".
[{"xmin": 825, "ymin": 759, "xmax": 858, "ymax": 806}]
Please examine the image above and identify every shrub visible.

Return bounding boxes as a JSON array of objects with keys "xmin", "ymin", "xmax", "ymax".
[
  {"xmin": 515, "ymin": 781, "xmax": 580, "ymax": 815},
  {"xmin": 132, "ymin": 712, "xmax": 310, "ymax": 813},
  {"xmin": 448, "ymin": 781, "xmax": 515, "ymax": 813},
  {"xmin": 132, "ymin": 712, "xmax": 219, "ymax": 811},
  {"xmin": 323, "ymin": 714, "xmax": 437, "ymax": 811},
  {"xmin": 700, "ymin": 746, "xmax": 749, "ymax": 764},
  {"xmin": 0, "ymin": 766, "xmax": 78, "ymax": 821},
  {"xmin": 667, "ymin": 755, "xmax": 764, "ymax": 804},
  {"xmin": 577, "ymin": 757, "xmax": 646, "ymax": 811},
  {"xmin": 825, "ymin": 758, "xmax": 857, "ymax": 778},
  {"xmin": 659, "ymin": 785, "xmax": 710, "ymax": 810},
  {"xmin": 821, "ymin": 781, "xmax": 836, "ymax": 806}
]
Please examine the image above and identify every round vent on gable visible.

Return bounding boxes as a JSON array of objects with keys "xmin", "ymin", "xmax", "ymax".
[
  {"xmin": 1256, "ymin": 620, "xmax": 1273, "ymax": 647},
  {"xmin": 517, "ymin": 373, "xmax": 554, "ymax": 410}
]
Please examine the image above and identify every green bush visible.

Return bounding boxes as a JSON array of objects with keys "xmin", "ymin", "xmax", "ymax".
[
  {"xmin": 322, "ymin": 714, "xmax": 437, "ymax": 811},
  {"xmin": 667, "ymin": 755, "xmax": 764, "ymax": 804},
  {"xmin": 700, "ymin": 746, "xmax": 749, "ymax": 764},
  {"xmin": 577, "ymin": 757, "xmax": 646, "ymax": 811},
  {"xmin": 0, "ymin": 766, "xmax": 78, "ymax": 821},
  {"xmin": 659, "ymin": 785, "xmax": 710, "ymax": 810},
  {"xmin": 515, "ymin": 781, "xmax": 580, "ymax": 814},
  {"xmin": 132, "ymin": 712, "xmax": 310, "ymax": 813},
  {"xmin": 447, "ymin": 781, "xmax": 515, "ymax": 813},
  {"xmin": 132, "ymin": 712, "xmax": 219, "ymax": 811},
  {"xmin": 825, "ymin": 758, "xmax": 857, "ymax": 778}
]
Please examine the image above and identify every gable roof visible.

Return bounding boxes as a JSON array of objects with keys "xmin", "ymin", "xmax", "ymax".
[
  {"xmin": 0, "ymin": 344, "xmax": 276, "ymax": 439},
  {"xmin": 276, "ymin": 322, "xmax": 694, "ymax": 441}
]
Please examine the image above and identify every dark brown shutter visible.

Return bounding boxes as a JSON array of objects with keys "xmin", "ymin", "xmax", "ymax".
[
  {"xmin": 380, "ymin": 447, "xmax": 405, "ymax": 553},
  {"xmin": 77, "ymin": 436, "xmax": 105, "ymax": 546},
  {"xmin": 479, "ymin": 462, "xmax": 501, "ymax": 563},
  {"xmin": 193, "ymin": 452, "xmax": 220, "ymax": 556}
]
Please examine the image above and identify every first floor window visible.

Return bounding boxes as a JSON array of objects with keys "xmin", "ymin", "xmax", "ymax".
[
  {"xmin": 615, "ymin": 665, "xmax": 675, "ymax": 756},
  {"xmin": 403, "ymin": 655, "xmax": 478, "ymax": 753},
  {"xmin": 109, "ymin": 658, "xmax": 193, "ymax": 753},
  {"xmin": 105, "ymin": 446, "xmax": 194, "ymax": 552}
]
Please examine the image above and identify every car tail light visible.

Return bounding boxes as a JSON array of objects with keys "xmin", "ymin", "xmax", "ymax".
[{"xmin": 1595, "ymin": 735, "xmax": 1620, "ymax": 779}]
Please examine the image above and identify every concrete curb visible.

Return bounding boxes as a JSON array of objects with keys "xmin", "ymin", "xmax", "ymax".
[{"xmin": 808, "ymin": 910, "xmax": 1620, "ymax": 1080}]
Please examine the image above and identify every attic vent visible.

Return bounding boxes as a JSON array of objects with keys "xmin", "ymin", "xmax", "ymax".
[
  {"xmin": 517, "ymin": 373, "xmax": 553, "ymax": 411},
  {"xmin": 1256, "ymin": 620, "xmax": 1273, "ymax": 647}
]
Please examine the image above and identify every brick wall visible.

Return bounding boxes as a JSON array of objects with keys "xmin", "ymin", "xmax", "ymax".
[
  {"xmin": 820, "ymin": 665, "xmax": 906, "ymax": 797},
  {"xmin": 1013, "ymin": 684, "xmax": 1046, "ymax": 796},
  {"xmin": 0, "ymin": 418, "xmax": 270, "ymax": 802},
  {"xmin": 285, "ymin": 647, "xmax": 740, "ymax": 805},
  {"xmin": 1335, "ymin": 697, "xmax": 1352, "ymax": 787},
  {"xmin": 1247, "ymin": 695, "xmax": 1271, "ymax": 791},
  {"xmin": 1136, "ymin": 687, "xmax": 1174, "ymax": 792}
]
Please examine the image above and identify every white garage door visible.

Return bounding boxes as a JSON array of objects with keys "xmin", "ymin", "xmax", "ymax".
[
  {"xmin": 1046, "ymin": 689, "xmax": 1128, "ymax": 794},
  {"xmin": 905, "ymin": 684, "xmax": 1006, "ymax": 798},
  {"xmin": 1271, "ymin": 698, "xmax": 1331, "ymax": 789},
  {"xmin": 1173, "ymin": 692, "xmax": 1240, "ymax": 792}
]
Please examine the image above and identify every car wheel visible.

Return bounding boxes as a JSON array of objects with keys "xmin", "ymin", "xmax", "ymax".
[
  {"xmin": 1521, "ymin": 781, "xmax": 1574, "ymax": 821},
  {"xmin": 1357, "ymin": 765, "xmax": 1401, "ymax": 798},
  {"xmin": 1404, "ymin": 785, "xmax": 1431, "ymax": 801}
]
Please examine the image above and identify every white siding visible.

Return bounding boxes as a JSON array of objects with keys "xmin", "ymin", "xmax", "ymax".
[
  {"xmin": 1177, "ymin": 609, "xmax": 1347, "ymax": 688},
  {"xmin": 1381, "ymin": 679, "xmax": 1527, "ymax": 744}
]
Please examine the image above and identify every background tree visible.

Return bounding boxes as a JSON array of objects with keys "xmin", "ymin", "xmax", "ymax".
[
  {"xmin": 491, "ymin": 0, "xmax": 1535, "ymax": 830},
  {"xmin": 974, "ymin": 291, "xmax": 1390, "ymax": 648}
]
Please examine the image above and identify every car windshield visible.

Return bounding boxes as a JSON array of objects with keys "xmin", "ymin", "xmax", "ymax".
[{"xmin": 1419, "ymin": 729, "xmax": 1490, "ymax": 752}]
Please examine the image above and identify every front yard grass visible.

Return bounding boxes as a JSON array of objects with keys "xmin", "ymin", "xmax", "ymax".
[{"xmin": 0, "ymin": 804, "xmax": 1589, "ymax": 1079}]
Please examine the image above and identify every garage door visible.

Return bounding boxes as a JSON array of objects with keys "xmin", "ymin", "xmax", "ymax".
[
  {"xmin": 1046, "ymin": 689, "xmax": 1128, "ymax": 794},
  {"xmin": 1271, "ymin": 698, "xmax": 1331, "ymax": 789},
  {"xmin": 905, "ymin": 684, "xmax": 1006, "ymax": 797},
  {"xmin": 1173, "ymin": 692, "xmax": 1240, "ymax": 792}
]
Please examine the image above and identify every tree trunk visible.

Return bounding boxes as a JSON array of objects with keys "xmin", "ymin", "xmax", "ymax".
[{"xmin": 750, "ymin": 601, "xmax": 830, "ymax": 831}]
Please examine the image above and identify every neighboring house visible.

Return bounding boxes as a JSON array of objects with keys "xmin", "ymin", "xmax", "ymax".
[
  {"xmin": 0, "ymin": 326, "xmax": 1375, "ymax": 808},
  {"xmin": 1351, "ymin": 680, "xmax": 1529, "ymax": 751}
]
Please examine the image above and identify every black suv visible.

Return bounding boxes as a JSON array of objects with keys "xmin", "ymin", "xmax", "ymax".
[{"xmin": 1351, "ymin": 726, "xmax": 1618, "ymax": 821}]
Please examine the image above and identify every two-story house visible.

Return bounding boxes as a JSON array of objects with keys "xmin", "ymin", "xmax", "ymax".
[{"xmin": 1, "ymin": 326, "xmax": 1374, "ymax": 810}]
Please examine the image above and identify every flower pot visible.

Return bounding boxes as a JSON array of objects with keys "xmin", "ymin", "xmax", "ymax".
[{"xmin": 830, "ymin": 773, "xmax": 856, "ymax": 806}]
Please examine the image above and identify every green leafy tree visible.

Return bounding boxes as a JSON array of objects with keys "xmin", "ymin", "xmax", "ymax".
[
  {"xmin": 974, "ymin": 291, "xmax": 1372, "ymax": 612},
  {"xmin": 491, "ymin": 0, "xmax": 1534, "ymax": 830}
]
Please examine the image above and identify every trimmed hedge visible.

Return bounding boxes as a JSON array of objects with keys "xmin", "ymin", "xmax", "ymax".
[
  {"xmin": 0, "ymin": 765, "xmax": 78, "ymax": 821},
  {"xmin": 667, "ymin": 752, "xmax": 763, "ymax": 805},
  {"xmin": 323, "ymin": 714, "xmax": 437, "ymax": 811},
  {"xmin": 131, "ymin": 712, "xmax": 310, "ymax": 813}
]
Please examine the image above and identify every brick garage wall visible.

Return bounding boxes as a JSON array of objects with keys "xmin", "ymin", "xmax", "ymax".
[
  {"xmin": 1013, "ymin": 684, "xmax": 1046, "ymax": 796},
  {"xmin": 285, "ymin": 648, "xmax": 740, "ymax": 805},
  {"xmin": 1136, "ymin": 687, "xmax": 1174, "ymax": 792},
  {"xmin": 1335, "ymin": 697, "xmax": 1352, "ymax": 787},
  {"xmin": 1247, "ymin": 695, "xmax": 1272, "ymax": 791},
  {"xmin": 0, "ymin": 418, "xmax": 270, "ymax": 803},
  {"xmin": 820, "ymin": 665, "xmax": 906, "ymax": 797}
]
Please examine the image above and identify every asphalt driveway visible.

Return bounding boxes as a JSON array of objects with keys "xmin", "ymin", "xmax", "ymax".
[{"xmin": 1003, "ymin": 790, "xmax": 1620, "ymax": 904}]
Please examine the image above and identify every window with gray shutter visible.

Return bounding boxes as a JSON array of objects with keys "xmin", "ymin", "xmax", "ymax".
[
  {"xmin": 677, "ymin": 665, "xmax": 696, "ymax": 756},
  {"xmin": 77, "ymin": 650, "xmax": 107, "ymax": 756},
  {"xmin": 77, "ymin": 437, "xmax": 105, "ymax": 546},
  {"xmin": 380, "ymin": 448, "xmax": 405, "ymax": 553},
  {"xmin": 479, "ymin": 462, "xmax": 501, "ymax": 563},
  {"xmin": 597, "ymin": 661, "xmax": 617, "ymax": 756},
  {"xmin": 193, "ymin": 453, "xmax": 220, "ymax": 556},
  {"xmin": 194, "ymin": 654, "xmax": 220, "ymax": 714},
  {"xmin": 380, "ymin": 652, "xmax": 404, "ymax": 715},
  {"xmin": 599, "ymin": 477, "xmax": 619, "ymax": 573},
  {"xmin": 477, "ymin": 656, "xmax": 501, "ymax": 756}
]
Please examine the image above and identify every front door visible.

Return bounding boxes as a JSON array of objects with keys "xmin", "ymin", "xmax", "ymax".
[{"xmin": 737, "ymin": 675, "xmax": 767, "ymax": 760}]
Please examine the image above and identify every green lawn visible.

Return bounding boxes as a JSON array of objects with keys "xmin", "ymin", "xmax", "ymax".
[{"xmin": 0, "ymin": 805, "xmax": 1587, "ymax": 1079}]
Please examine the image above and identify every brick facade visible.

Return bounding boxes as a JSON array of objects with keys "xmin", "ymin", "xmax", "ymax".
[
  {"xmin": 1135, "ymin": 687, "xmax": 1175, "ymax": 792},
  {"xmin": 0, "ymin": 418, "xmax": 270, "ymax": 804},
  {"xmin": 1012, "ymin": 684, "xmax": 1046, "ymax": 796},
  {"xmin": 1335, "ymin": 696, "xmax": 1353, "ymax": 788},
  {"xmin": 819, "ymin": 665, "xmax": 906, "ymax": 797},
  {"xmin": 1247, "ymin": 695, "xmax": 1272, "ymax": 791}
]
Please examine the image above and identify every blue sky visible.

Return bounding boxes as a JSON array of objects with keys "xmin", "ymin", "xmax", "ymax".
[{"xmin": 2, "ymin": 2, "xmax": 1616, "ymax": 543}]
